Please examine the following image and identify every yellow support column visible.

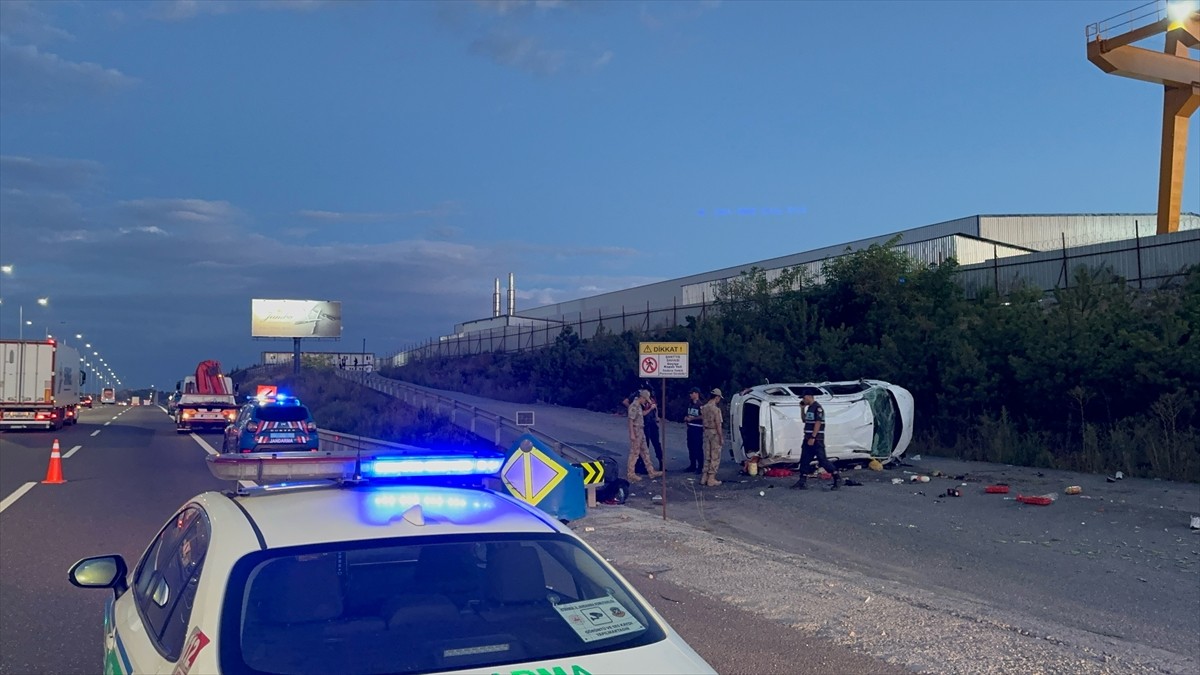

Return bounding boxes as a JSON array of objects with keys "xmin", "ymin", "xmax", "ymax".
[{"xmin": 1087, "ymin": 1, "xmax": 1200, "ymax": 234}]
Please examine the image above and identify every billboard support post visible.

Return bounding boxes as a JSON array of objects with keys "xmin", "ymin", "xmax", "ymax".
[{"xmin": 293, "ymin": 337, "xmax": 301, "ymax": 375}]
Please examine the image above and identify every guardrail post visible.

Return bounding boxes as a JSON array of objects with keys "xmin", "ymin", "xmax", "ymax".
[{"xmin": 470, "ymin": 408, "xmax": 477, "ymax": 434}]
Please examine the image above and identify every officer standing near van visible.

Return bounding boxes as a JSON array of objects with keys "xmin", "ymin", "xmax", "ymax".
[
  {"xmin": 683, "ymin": 387, "xmax": 705, "ymax": 473},
  {"xmin": 700, "ymin": 388, "xmax": 725, "ymax": 487},
  {"xmin": 791, "ymin": 389, "xmax": 840, "ymax": 490}
]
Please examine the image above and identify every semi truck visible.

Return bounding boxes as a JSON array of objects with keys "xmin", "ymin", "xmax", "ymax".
[
  {"xmin": 0, "ymin": 339, "xmax": 84, "ymax": 431},
  {"xmin": 175, "ymin": 360, "xmax": 239, "ymax": 433},
  {"xmin": 100, "ymin": 387, "xmax": 116, "ymax": 405}
]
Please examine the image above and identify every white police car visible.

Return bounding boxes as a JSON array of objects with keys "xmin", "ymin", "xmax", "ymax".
[{"xmin": 69, "ymin": 450, "xmax": 716, "ymax": 675}]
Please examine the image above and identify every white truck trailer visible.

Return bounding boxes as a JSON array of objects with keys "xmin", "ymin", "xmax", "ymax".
[{"xmin": 0, "ymin": 339, "xmax": 84, "ymax": 431}]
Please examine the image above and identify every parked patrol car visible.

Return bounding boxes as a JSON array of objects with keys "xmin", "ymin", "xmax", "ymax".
[{"xmin": 69, "ymin": 449, "xmax": 716, "ymax": 675}]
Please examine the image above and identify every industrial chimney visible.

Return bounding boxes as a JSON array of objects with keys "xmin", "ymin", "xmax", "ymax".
[
  {"xmin": 492, "ymin": 278, "xmax": 501, "ymax": 318},
  {"xmin": 507, "ymin": 272, "xmax": 516, "ymax": 317}
]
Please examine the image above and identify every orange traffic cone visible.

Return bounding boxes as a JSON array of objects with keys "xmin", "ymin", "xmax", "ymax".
[{"xmin": 42, "ymin": 438, "xmax": 66, "ymax": 484}]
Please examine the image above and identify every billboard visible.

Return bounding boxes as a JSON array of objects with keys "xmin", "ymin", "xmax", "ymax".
[
  {"xmin": 262, "ymin": 352, "xmax": 375, "ymax": 371},
  {"xmin": 251, "ymin": 299, "xmax": 342, "ymax": 338}
]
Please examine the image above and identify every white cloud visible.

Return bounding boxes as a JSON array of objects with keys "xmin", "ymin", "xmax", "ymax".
[
  {"xmin": 295, "ymin": 209, "xmax": 398, "ymax": 223},
  {"xmin": 473, "ymin": 0, "xmax": 567, "ymax": 16},
  {"xmin": 470, "ymin": 31, "xmax": 565, "ymax": 76},
  {"xmin": 118, "ymin": 225, "xmax": 169, "ymax": 236},
  {"xmin": 296, "ymin": 201, "xmax": 464, "ymax": 223},
  {"xmin": 117, "ymin": 198, "xmax": 241, "ymax": 226},
  {"xmin": 0, "ymin": 155, "xmax": 103, "ymax": 191},
  {"xmin": 0, "ymin": 1, "xmax": 75, "ymax": 43},
  {"xmin": 593, "ymin": 50, "xmax": 613, "ymax": 68},
  {"xmin": 0, "ymin": 40, "xmax": 137, "ymax": 113},
  {"xmin": 152, "ymin": 0, "xmax": 334, "ymax": 21}
]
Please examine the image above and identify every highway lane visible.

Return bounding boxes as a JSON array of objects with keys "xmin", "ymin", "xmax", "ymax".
[{"xmin": 0, "ymin": 405, "xmax": 227, "ymax": 675}]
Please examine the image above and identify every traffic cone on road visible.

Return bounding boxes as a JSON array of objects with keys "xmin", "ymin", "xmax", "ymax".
[{"xmin": 42, "ymin": 439, "xmax": 66, "ymax": 484}]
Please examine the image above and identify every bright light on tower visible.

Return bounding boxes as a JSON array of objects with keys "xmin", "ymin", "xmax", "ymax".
[
  {"xmin": 36, "ymin": 297, "xmax": 48, "ymax": 306},
  {"xmin": 1168, "ymin": 1, "xmax": 1199, "ymax": 23}
]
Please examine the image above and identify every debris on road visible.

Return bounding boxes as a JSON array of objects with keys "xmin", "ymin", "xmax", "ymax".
[
  {"xmin": 985, "ymin": 484, "xmax": 1011, "ymax": 494},
  {"xmin": 1065, "ymin": 486, "xmax": 1082, "ymax": 495},
  {"xmin": 1190, "ymin": 516, "xmax": 1200, "ymax": 531},
  {"xmin": 1017, "ymin": 494, "xmax": 1057, "ymax": 506}
]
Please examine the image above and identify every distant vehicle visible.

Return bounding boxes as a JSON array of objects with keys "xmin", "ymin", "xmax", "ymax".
[
  {"xmin": 175, "ymin": 360, "xmax": 238, "ymax": 433},
  {"xmin": 223, "ymin": 393, "xmax": 319, "ymax": 453},
  {"xmin": 131, "ymin": 396, "xmax": 141, "ymax": 407},
  {"xmin": 0, "ymin": 339, "xmax": 83, "ymax": 431},
  {"xmin": 68, "ymin": 451, "xmax": 716, "ymax": 675},
  {"xmin": 730, "ymin": 380, "xmax": 915, "ymax": 468},
  {"xmin": 79, "ymin": 395, "xmax": 94, "ymax": 409},
  {"xmin": 100, "ymin": 388, "xmax": 116, "ymax": 405}
]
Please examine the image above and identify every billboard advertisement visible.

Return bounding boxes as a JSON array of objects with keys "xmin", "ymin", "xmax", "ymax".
[
  {"xmin": 262, "ymin": 352, "xmax": 375, "ymax": 371},
  {"xmin": 251, "ymin": 299, "xmax": 342, "ymax": 338}
]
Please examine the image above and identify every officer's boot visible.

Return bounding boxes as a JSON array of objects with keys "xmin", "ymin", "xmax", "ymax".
[
  {"xmin": 830, "ymin": 473, "xmax": 841, "ymax": 491},
  {"xmin": 790, "ymin": 476, "xmax": 808, "ymax": 490}
]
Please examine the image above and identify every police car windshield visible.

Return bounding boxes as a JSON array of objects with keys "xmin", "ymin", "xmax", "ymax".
[
  {"xmin": 255, "ymin": 405, "xmax": 310, "ymax": 422},
  {"xmin": 223, "ymin": 533, "xmax": 666, "ymax": 674}
]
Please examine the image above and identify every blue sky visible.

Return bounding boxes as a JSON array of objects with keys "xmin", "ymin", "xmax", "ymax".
[{"xmin": 1, "ymin": 0, "xmax": 1197, "ymax": 390}]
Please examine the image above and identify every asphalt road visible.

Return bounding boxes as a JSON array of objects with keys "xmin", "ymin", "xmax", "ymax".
[
  {"xmin": 390, "ymin": 380, "xmax": 1200, "ymax": 673},
  {"xmin": 0, "ymin": 404, "xmax": 227, "ymax": 675}
]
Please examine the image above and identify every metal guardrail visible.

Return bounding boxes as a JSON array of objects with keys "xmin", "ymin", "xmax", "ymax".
[
  {"xmin": 1086, "ymin": 0, "xmax": 1166, "ymax": 42},
  {"xmin": 330, "ymin": 370, "xmax": 608, "ymax": 503}
]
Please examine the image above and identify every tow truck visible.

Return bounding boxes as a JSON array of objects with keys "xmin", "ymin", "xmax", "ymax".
[{"xmin": 174, "ymin": 360, "xmax": 239, "ymax": 434}]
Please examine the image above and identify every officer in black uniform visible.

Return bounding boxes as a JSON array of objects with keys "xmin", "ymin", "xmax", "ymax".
[
  {"xmin": 791, "ymin": 388, "xmax": 840, "ymax": 490},
  {"xmin": 683, "ymin": 387, "xmax": 705, "ymax": 473}
]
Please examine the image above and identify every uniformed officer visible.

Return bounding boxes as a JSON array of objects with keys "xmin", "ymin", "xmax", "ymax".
[
  {"xmin": 700, "ymin": 388, "xmax": 725, "ymax": 487},
  {"xmin": 683, "ymin": 387, "xmax": 704, "ymax": 473},
  {"xmin": 627, "ymin": 389, "xmax": 661, "ymax": 482},
  {"xmin": 791, "ymin": 389, "xmax": 840, "ymax": 490}
]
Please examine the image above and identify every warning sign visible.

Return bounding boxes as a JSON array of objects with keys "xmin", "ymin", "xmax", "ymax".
[
  {"xmin": 553, "ymin": 596, "xmax": 646, "ymax": 643},
  {"xmin": 638, "ymin": 342, "xmax": 689, "ymax": 379}
]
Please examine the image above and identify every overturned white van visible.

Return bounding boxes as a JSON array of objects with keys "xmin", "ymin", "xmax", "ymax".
[{"xmin": 730, "ymin": 380, "xmax": 914, "ymax": 467}]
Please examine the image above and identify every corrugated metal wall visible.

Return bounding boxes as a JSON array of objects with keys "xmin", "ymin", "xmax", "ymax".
[
  {"xmin": 979, "ymin": 213, "xmax": 1199, "ymax": 251},
  {"xmin": 956, "ymin": 229, "xmax": 1199, "ymax": 297}
]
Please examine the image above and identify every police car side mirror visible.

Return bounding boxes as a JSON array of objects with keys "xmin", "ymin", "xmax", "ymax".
[{"xmin": 68, "ymin": 554, "xmax": 129, "ymax": 597}]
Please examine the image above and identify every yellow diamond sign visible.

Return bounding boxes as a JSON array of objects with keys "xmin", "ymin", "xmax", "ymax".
[{"xmin": 501, "ymin": 438, "xmax": 569, "ymax": 506}]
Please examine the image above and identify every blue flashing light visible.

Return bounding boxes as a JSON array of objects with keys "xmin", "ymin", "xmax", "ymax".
[
  {"xmin": 362, "ymin": 456, "xmax": 504, "ymax": 478},
  {"xmin": 361, "ymin": 489, "xmax": 497, "ymax": 525}
]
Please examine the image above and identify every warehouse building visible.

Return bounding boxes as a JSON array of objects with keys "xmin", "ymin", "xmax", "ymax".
[{"xmin": 393, "ymin": 213, "xmax": 1199, "ymax": 364}]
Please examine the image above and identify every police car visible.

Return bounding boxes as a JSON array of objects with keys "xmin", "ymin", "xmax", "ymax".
[
  {"xmin": 69, "ymin": 449, "xmax": 716, "ymax": 675},
  {"xmin": 223, "ymin": 393, "xmax": 320, "ymax": 454}
]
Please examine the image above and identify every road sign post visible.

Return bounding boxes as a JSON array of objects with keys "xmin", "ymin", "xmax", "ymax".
[{"xmin": 637, "ymin": 342, "xmax": 689, "ymax": 520}]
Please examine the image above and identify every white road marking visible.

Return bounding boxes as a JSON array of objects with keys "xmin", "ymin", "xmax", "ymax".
[
  {"xmin": 104, "ymin": 421, "xmax": 111, "ymax": 426},
  {"xmin": 64, "ymin": 444, "xmax": 83, "ymax": 459},
  {"xmin": 90, "ymin": 430, "xmax": 101, "ymax": 437},
  {"xmin": 0, "ymin": 482, "xmax": 38, "ymax": 515},
  {"xmin": 190, "ymin": 434, "xmax": 219, "ymax": 456},
  {"xmin": 111, "ymin": 416, "xmax": 119, "ymax": 420}
]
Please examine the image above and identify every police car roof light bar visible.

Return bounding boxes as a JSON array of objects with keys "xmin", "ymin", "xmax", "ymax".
[{"xmin": 206, "ymin": 449, "xmax": 505, "ymax": 485}]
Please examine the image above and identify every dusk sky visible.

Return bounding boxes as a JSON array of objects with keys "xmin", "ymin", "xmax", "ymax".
[{"xmin": 1, "ymin": 0, "xmax": 1197, "ymax": 390}]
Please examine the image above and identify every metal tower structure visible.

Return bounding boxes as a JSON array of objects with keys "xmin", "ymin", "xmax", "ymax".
[{"xmin": 1087, "ymin": 0, "xmax": 1200, "ymax": 234}]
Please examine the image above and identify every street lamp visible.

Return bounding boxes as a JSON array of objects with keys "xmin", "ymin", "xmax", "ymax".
[{"xmin": 17, "ymin": 297, "xmax": 49, "ymax": 340}]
